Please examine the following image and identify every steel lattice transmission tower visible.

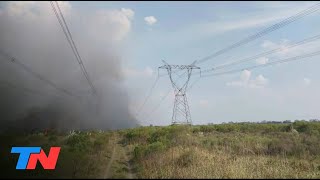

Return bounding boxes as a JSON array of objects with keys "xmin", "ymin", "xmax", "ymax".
[{"xmin": 159, "ymin": 60, "xmax": 201, "ymax": 125}]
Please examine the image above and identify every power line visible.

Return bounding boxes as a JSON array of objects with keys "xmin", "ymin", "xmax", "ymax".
[
  {"xmin": 55, "ymin": 1, "xmax": 96, "ymax": 95},
  {"xmin": 187, "ymin": 49, "xmax": 320, "ymax": 92},
  {"xmin": 187, "ymin": 76, "xmax": 201, "ymax": 92},
  {"xmin": 0, "ymin": 80, "xmax": 60, "ymax": 98},
  {"xmin": 202, "ymin": 50, "xmax": 320, "ymax": 78},
  {"xmin": 142, "ymin": 87, "xmax": 172, "ymax": 121},
  {"xmin": 136, "ymin": 68, "xmax": 190, "ymax": 119},
  {"xmin": 199, "ymin": 33, "xmax": 320, "ymax": 75},
  {"xmin": 196, "ymin": 2, "xmax": 320, "ymax": 65},
  {"xmin": 135, "ymin": 75, "xmax": 160, "ymax": 118},
  {"xmin": 50, "ymin": 1, "xmax": 97, "ymax": 95},
  {"xmin": 143, "ymin": 87, "xmax": 172, "ymax": 122},
  {"xmin": 143, "ymin": 3, "xmax": 320, "ymax": 126},
  {"xmin": 186, "ymin": 33, "xmax": 320, "ymax": 89},
  {"xmin": 159, "ymin": 4, "xmax": 320, "ymax": 94},
  {"xmin": 0, "ymin": 50, "xmax": 79, "ymax": 98}
]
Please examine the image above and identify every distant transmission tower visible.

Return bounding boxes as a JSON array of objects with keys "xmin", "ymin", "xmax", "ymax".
[{"xmin": 159, "ymin": 60, "xmax": 201, "ymax": 125}]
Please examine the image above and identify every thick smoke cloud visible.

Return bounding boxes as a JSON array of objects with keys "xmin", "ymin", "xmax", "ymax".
[{"xmin": 0, "ymin": 1, "xmax": 139, "ymax": 131}]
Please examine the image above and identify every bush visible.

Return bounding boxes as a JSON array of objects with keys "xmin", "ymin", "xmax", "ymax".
[
  {"xmin": 123, "ymin": 127, "xmax": 155, "ymax": 145},
  {"xmin": 66, "ymin": 134, "xmax": 92, "ymax": 152},
  {"xmin": 293, "ymin": 121, "xmax": 320, "ymax": 134},
  {"xmin": 133, "ymin": 141, "xmax": 167, "ymax": 161},
  {"xmin": 147, "ymin": 129, "xmax": 169, "ymax": 144},
  {"xmin": 264, "ymin": 135, "xmax": 306, "ymax": 157},
  {"xmin": 199, "ymin": 125, "xmax": 216, "ymax": 133}
]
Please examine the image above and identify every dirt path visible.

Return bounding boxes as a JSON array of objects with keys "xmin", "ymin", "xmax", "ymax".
[
  {"xmin": 104, "ymin": 135, "xmax": 117, "ymax": 179},
  {"xmin": 103, "ymin": 133, "xmax": 135, "ymax": 179},
  {"xmin": 104, "ymin": 145, "xmax": 117, "ymax": 178},
  {"xmin": 121, "ymin": 146, "xmax": 134, "ymax": 179}
]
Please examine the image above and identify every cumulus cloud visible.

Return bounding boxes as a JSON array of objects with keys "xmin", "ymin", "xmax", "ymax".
[
  {"xmin": 121, "ymin": 8, "xmax": 134, "ymax": 19},
  {"xmin": 256, "ymin": 57, "xmax": 269, "ymax": 65},
  {"xmin": 251, "ymin": 75, "xmax": 268, "ymax": 88},
  {"xmin": 227, "ymin": 70, "xmax": 268, "ymax": 88},
  {"xmin": 144, "ymin": 16, "xmax": 157, "ymax": 25},
  {"xmin": 240, "ymin": 69, "xmax": 251, "ymax": 83},
  {"xmin": 93, "ymin": 8, "xmax": 134, "ymax": 42}
]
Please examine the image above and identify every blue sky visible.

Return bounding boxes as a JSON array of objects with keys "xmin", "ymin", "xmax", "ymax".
[
  {"xmin": 104, "ymin": 1, "xmax": 320, "ymax": 126},
  {"xmin": 2, "ymin": 1, "xmax": 320, "ymax": 126}
]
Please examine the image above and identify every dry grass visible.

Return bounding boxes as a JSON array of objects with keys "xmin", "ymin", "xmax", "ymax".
[
  {"xmin": 125, "ymin": 123, "xmax": 320, "ymax": 179},
  {"xmin": 1, "ymin": 122, "xmax": 320, "ymax": 178},
  {"xmin": 137, "ymin": 146, "xmax": 320, "ymax": 178}
]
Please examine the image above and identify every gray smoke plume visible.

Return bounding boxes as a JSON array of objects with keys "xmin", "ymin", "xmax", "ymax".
[{"xmin": 0, "ymin": 1, "xmax": 139, "ymax": 131}]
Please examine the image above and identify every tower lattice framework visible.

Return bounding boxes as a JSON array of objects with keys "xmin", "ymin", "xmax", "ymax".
[{"xmin": 159, "ymin": 60, "xmax": 200, "ymax": 125}]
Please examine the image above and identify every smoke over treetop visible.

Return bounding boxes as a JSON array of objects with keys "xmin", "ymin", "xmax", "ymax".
[{"xmin": 0, "ymin": 1, "xmax": 138, "ymax": 131}]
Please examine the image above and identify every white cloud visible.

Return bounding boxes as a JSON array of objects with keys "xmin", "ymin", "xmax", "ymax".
[
  {"xmin": 144, "ymin": 16, "xmax": 157, "ymax": 25},
  {"xmin": 261, "ymin": 39, "xmax": 291, "ymax": 55},
  {"xmin": 227, "ymin": 70, "xmax": 268, "ymax": 88},
  {"xmin": 250, "ymin": 75, "xmax": 268, "ymax": 88},
  {"xmin": 260, "ymin": 38, "xmax": 320, "ymax": 60},
  {"xmin": 240, "ymin": 69, "xmax": 251, "ymax": 83},
  {"xmin": 121, "ymin": 8, "xmax": 134, "ymax": 19},
  {"xmin": 178, "ymin": 3, "xmax": 316, "ymax": 44},
  {"xmin": 93, "ymin": 8, "xmax": 135, "ymax": 42},
  {"xmin": 304, "ymin": 78, "xmax": 311, "ymax": 85},
  {"xmin": 256, "ymin": 57, "xmax": 269, "ymax": 65},
  {"xmin": 193, "ymin": 7, "xmax": 304, "ymax": 37}
]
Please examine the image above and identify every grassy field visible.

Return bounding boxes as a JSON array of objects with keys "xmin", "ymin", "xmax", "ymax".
[
  {"xmin": 0, "ymin": 130, "xmax": 114, "ymax": 178},
  {"xmin": 1, "ymin": 120, "xmax": 320, "ymax": 178}
]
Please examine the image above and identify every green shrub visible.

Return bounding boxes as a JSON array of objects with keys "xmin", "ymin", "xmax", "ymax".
[
  {"xmin": 123, "ymin": 127, "xmax": 155, "ymax": 144},
  {"xmin": 293, "ymin": 121, "xmax": 320, "ymax": 134},
  {"xmin": 199, "ymin": 125, "xmax": 216, "ymax": 133},
  {"xmin": 133, "ymin": 141, "xmax": 167, "ymax": 161},
  {"xmin": 148, "ymin": 129, "xmax": 169, "ymax": 143},
  {"xmin": 66, "ymin": 134, "xmax": 92, "ymax": 152}
]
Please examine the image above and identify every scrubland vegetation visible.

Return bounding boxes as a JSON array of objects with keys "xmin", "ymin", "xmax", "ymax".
[
  {"xmin": 0, "ymin": 130, "xmax": 113, "ymax": 178},
  {"xmin": 1, "ymin": 120, "xmax": 320, "ymax": 178},
  {"xmin": 122, "ymin": 121, "xmax": 320, "ymax": 178}
]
